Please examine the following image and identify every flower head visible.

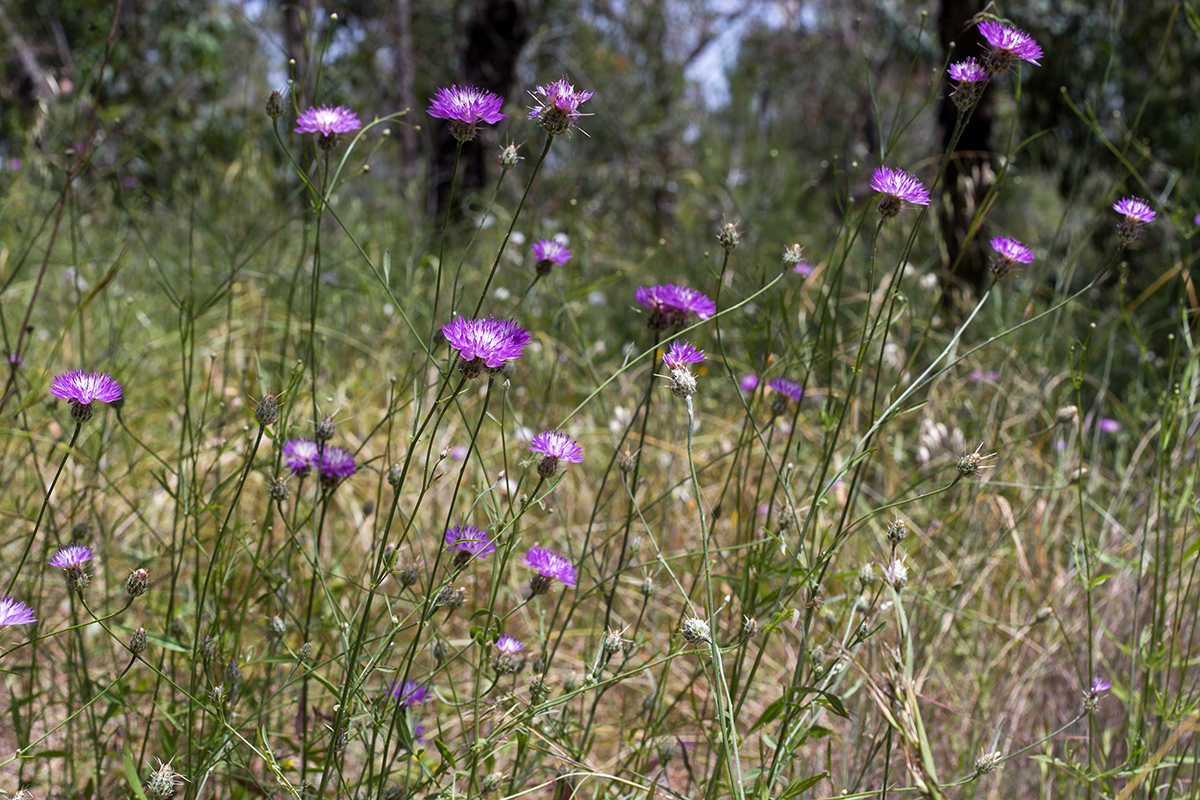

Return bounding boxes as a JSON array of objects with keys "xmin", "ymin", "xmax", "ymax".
[
  {"xmin": 441, "ymin": 315, "xmax": 531, "ymax": 378},
  {"xmin": 988, "ymin": 236, "xmax": 1034, "ymax": 280},
  {"xmin": 1085, "ymin": 675, "xmax": 1112, "ymax": 712},
  {"xmin": 50, "ymin": 369, "xmax": 122, "ymax": 423},
  {"xmin": 1113, "ymin": 197, "xmax": 1155, "ymax": 247},
  {"xmin": 294, "ymin": 105, "xmax": 362, "ymax": 149},
  {"xmin": 443, "ymin": 524, "xmax": 496, "ymax": 565},
  {"xmin": 49, "ymin": 543, "xmax": 95, "ymax": 571},
  {"xmin": 427, "ymin": 85, "xmax": 507, "ymax": 142},
  {"xmin": 528, "ymin": 74, "xmax": 594, "ymax": 135},
  {"xmin": 0, "ymin": 596, "xmax": 37, "ymax": 627},
  {"xmin": 663, "ymin": 341, "xmax": 706, "ymax": 369},
  {"xmin": 635, "ymin": 284, "xmax": 716, "ymax": 330},
  {"xmin": 871, "ymin": 166, "xmax": 931, "ymax": 218},
  {"xmin": 532, "ymin": 239, "xmax": 571, "ymax": 276},
  {"xmin": 769, "ymin": 378, "xmax": 804, "ymax": 415},
  {"xmin": 1098, "ymin": 418, "xmax": 1122, "ymax": 434},
  {"xmin": 740, "ymin": 374, "xmax": 759, "ymax": 392},
  {"xmin": 385, "ymin": 679, "xmax": 430, "ymax": 708},
  {"xmin": 522, "ymin": 546, "xmax": 579, "ymax": 595},
  {"xmin": 284, "ymin": 438, "xmax": 320, "ymax": 478},
  {"xmin": 948, "ymin": 57, "xmax": 990, "ymax": 110},
  {"xmin": 529, "ymin": 430, "xmax": 584, "ymax": 478},
  {"xmin": 978, "ymin": 20, "xmax": 1043, "ymax": 71},
  {"xmin": 319, "ymin": 445, "xmax": 357, "ymax": 488},
  {"xmin": 492, "ymin": 634, "xmax": 526, "ymax": 673}
]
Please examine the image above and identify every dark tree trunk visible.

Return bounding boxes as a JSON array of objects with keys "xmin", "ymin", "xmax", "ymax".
[
  {"xmin": 428, "ymin": 0, "xmax": 528, "ymax": 217},
  {"xmin": 938, "ymin": 0, "xmax": 993, "ymax": 297},
  {"xmin": 390, "ymin": 0, "xmax": 419, "ymax": 181}
]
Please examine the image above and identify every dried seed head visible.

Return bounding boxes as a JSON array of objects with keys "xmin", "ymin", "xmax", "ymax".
[
  {"xmin": 618, "ymin": 448, "xmax": 639, "ymax": 474},
  {"xmin": 126, "ymin": 568, "xmax": 150, "ymax": 598},
  {"xmin": 434, "ymin": 585, "xmax": 466, "ymax": 611},
  {"xmin": 741, "ymin": 615, "xmax": 758, "ymax": 638},
  {"xmin": 886, "ymin": 517, "xmax": 908, "ymax": 544},
  {"xmin": 679, "ymin": 617, "xmax": 711, "ymax": 644},
  {"xmin": 975, "ymin": 750, "xmax": 1002, "ymax": 775},
  {"xmin": 956, "ymin": 444, "xmax": 997, "ymax": 479},
  {"xmin": 269, "ymin": 477, "xmax": 289, "ymax": 502}
]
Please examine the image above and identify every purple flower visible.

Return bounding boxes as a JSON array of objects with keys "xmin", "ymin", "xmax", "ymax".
[
  {"xmin": 1090, "ymin": 676, "xmax": 1112, "ymax": 696},
  {"xmin": 522, "ymin": 545, "xmax": 579, "ymax": 595},
  {"xmin": 769, "ymin": 378, "xmax": 804, "ymax": 415},
  {"xmin": 1113, "ymin": 197, "xmax": 1155, "ymax": 224},
  {"xmin": 969, "ymin": 369, "xmax": 1000, "ymax": 382},
  {"xmin": 769, "ymin": 378, "xmax": 805, "ymax": 402},
  {"xmin": 1085, "ymin": 675, "xmax": 1112, "ymax": 711},
  {"xmin": 532, "ymin": 239, "xmax": 571, "ymax": 276},
  {"xmin": 443, "ymin": 524, "xmax": 496, "ymax": 564},
  {"xmin": 284, "ymin": 438, "xmax": 320, "ymax": 477},
  {"xmin": 635, "ymin": 284, "xmax": 717, "ymax": 330},
  {"xmin": 1193, "ymin": 212, "xmax": 1200, "ymax": 227},
  {"xmin": 495, "ymin": 634, "xmax": 525, "ymax": 655},
  {"xmin": 528, "ymin": 74, "xmax": 594, "ymax": 135},
  {"xmin": 978, "ymin": 20, "xmax": 1043, "ymax": 71},
  {"xmin": 1098, "ymin": 418, "xmax": 1122, "ymax": 434},
  {"xmin": 740, "ymin": 374, "xmax": 759, "ymax": 392},
  {"xmin": 49, "ymin": 543, "xmax": 96, "ymax": 571},
  {"xmin": 50, "ymin": 370, "xmax": 123, "ymax": 418},
  {"xmin": 663, "ymin": 341, "xmax": 706, "ymax": 369},
  {"xmin": 427, "ymin": 85, "xmax": 507, "ymax": 142},
  {"xmin": 870, "ymin": 166, "xmax": 931, "ymax": 218},
  {"xmin": 294, "ymin": 105, "xmax": 362, "ymax": 149},
  {"xmin": 441, "ymin": 315, "xmax": 531, "ymax": 378},
  {"xmin": 1113, "ymin": 197, "xmax": 1155, "ymax": 247},
  {"xmin": 948, "ymin": 58, "xmax": 989, "ymax": 109},
  {"xmin": 988, "ymin": 236, "xmax": 1034, "ymax": 280},
  {"xmin": 319, "ymin": 445, "xmax": 357, "ymax": 486},
  {"xmin": 0, "ymin": 596, "xmax": 38, "ymax": 627},
  {"xmin": 385, "ymin": 678, "xmax": 430, "ymax": 708},
  {"xmin": 529, "ymin": 430, "xmax": 584, "ymax": 479},
  {"xmin": 792, "ymin": 262, "xmax": 815, "ymax": 277}
]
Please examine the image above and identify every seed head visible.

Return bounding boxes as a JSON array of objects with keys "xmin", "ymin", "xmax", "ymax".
[
  {"xmin": 126, "ymin": 568, "xmax": 150, "ymax": 598},
  {"xmin": 741, "ymin": 615, "xmax": 758, "ymax": 638},
  {"xmin": 618, "ymin": 448, "xmax": 639, "ymax": 474},
  {"xmin": 975, "ymin": 750, "xmax": 1002, "ymax": 775},
  {"xmin": 269, "ymin": 476, "xmax": 289, "ymax": 502},
  {"xmin": 315, "ymin": 415, "xmax": 335, "ymax": 442},
  {"xmin": 269, "ymin": 615, "xmax": 287, "ymax": 636},
  {"xmin": 679, "ymin": 617, "xmax": 711, "ymax": 645},
  {"xmin": 146, "ymin": 759, "xmax": 185, "ymax": 799},
  {"xmin": 130, "ymin": 626, "xmax": 148, "ymax": 654},
  {"xmin": 480, "ymin": 771, "xmax": 505, "ymax": 794},
  {"xmin": 395, "ymin": 564, "xmax": 421, "ymax": 588},
  {"xmin": 717, "ymin": 220, "xmax": 741, "ymax": 252},
  {"xmin": 254, "ymin": 394, "xmax": 280, "ymax": 427},
  {"xmin": 602, "ymin": 628, "xmax": 627, "ymax": 655},
  {"xmin": 435, "ymin": 585, "xmax": 467, "ymax": 611},
  {"xmin": 639, "ymin": 576, "xmax": 657, "ymax": 597},
  {"xmin": 886, "ymin": 517, "xmax": 907, "ymax": 544},
  {"xmin": 225, "ymin": 658, "xmax": 243, "ymax": 689},
  {"xmin": 956, "ymin": 444, "xmax": 997, "ymax": 479},
  {"xmin": 882, "ymin": 555, "xmax": 909, "ymax": 591},
  {"xmin": 857, "ymin": 563, "xmax": 876, "ymax": 590},
  {"xmin": 265, "ymin": 89, "xmax": 285, "ymax": 120},
  {"xmin": 387, "ymin": 461, "xmax": 404, "ymax": 489},
  {"xmin": 499, "ymin": 142, "xmax": 522, "ymax": 170}
]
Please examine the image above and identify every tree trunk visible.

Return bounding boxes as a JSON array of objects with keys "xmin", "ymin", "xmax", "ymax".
[
  {"xmin": 281, "ymin": 0, "xmax": 313, "ymax": 104},
  {"xmin": 938, "ymin": 0, "xmax": 993, "ymax": 298},
  {"xmin": 428, "ymin": 0, "xmax": 528, "ymax": 217},
  {"xmin": 390, "ymin": 0, "xmax": 419, "ymax": 181}
]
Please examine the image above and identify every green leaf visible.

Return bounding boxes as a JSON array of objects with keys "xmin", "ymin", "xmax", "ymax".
[
  {"xmin": 777, "ymin": 772, "xmax": 828, "ymax": 799},
  {"xmin": 433, "ymin": 737, "xmax": 456, "ymax": 770},
  {"xmin": 124, "ymin": 749, "xmax": 150, "ymax": 800}
]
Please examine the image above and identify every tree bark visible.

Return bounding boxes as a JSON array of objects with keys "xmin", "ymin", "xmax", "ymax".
[
  {"xmin": 390, "ymin": 0, "xmax": 419, "ymax": 181},
  {"xmin": 428, "ymin": 0, "xmax": 528, "ymax": 217},
  {"xmin": 281, "ymin": 0, "xmax": 314, "ymax": 104},
  {"xmin": 938, "ymin": 0, "xmax": 993, "ymax": 298}
]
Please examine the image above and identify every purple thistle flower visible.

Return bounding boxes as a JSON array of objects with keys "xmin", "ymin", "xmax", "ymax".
[
  {"xmin": 1113, "ymin": 197, "xmax": 1155, "ymax": 224},
  {"xmin": 970, "ymin": 369, "xmax": 1000, "ymax": 383},
  {"xmin": 1090, "ymin": 676, "xmax": 1112, "ymax": 696},
  {"xmin": 1113, "ymin": 197, "xmax": 1155, "ymax": 247},
  {"xmin": 319, "ymin": 445, "xmax": 357, "ymax": 487},
  {"xmin": 495, "ymin": 634, "xmax": 525, "ymax": 655},
  {"xmin": 988, "ymin": 236, "xmax": 1034, "ymax": 280},
  {"xmin": 870, "ymin": 166, "xmax": 931, "ymax": 218},
  {"xmin": 740, "ymin": 374, "xmax": 759, "ymax": 392},
  {"xmin": 769, "ymin": 378, "xmax": 804, "ymax": 416},
  {"xmin": 532, "ymin": 239, "xmax": 571, "ymax": 276},
  {"xmin": 663, "ymin": 341, "xmax": 706, "ymax": 369},
  {"xmin": 50, "ymin": 369, "xmax": 122, "ymax": 424},
  {"xmin": 284, "ymin": 438, "xmax": 320, "ymax": 478},
  {"xmin": 294, "ymin": 105, "xmax": 362, "ymax": 150},
  {"xmin": 529, "ymin": 430, "xmax": 584, "ymax": 479},
  {"xmin": 635, "ymin": 284, "xmax": 717, "ymax": 330},
  {"xmin": 1098, "ymin": 418, "xmax": 1122, "ymax": 434},
  {"xmin": 978, "ymin": 20, "xmax": 1043, "ymax": 71},
  {"xmin": 441, "ymin": 315, "xmax": 531, "ymax": 378},
  {"xmin": 948, "ymin": 57, "xmax": 989, "ymax": 110},
  {"xmin": 522, "ymin": 545, "xmax": 579, "ymax": 595},
  {"xmin": 793, "ymin": 262, "xmax": 815, "ymax": 277},
  {"xmin": 528, "ymin": 74, "xmax": 594, "ymax": 135},
  {"xmin": 427, "ymin": 85, "xmax": 507, "ymax": 143},
  {"xmin": 385, "ymin": 678, "xmax": 430, "ymax": 708},
  {"xmin": 0, "ymin": 596, "xmax": 38, "ymax": 627},
  {"xmin": 1085, "ymin": 675, "xmax": 1113, "ymax": 711},
  {"xmin": 49, "ymin": 543, "xmax": 96, "ymax": 570},
  {"xmin": 443, "ymin": 524, "xmax": 496, "ymax": 565}
]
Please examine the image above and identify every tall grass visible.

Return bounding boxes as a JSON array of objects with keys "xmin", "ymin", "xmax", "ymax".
[{"xmin": 0, "ymin": 9, "xmax": 1197, "ymax": 800}]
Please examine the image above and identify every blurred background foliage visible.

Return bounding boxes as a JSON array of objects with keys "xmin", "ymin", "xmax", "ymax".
[{"xmin": 1, "ymin": 0, "xmax": 1197, "ymax": 326}]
